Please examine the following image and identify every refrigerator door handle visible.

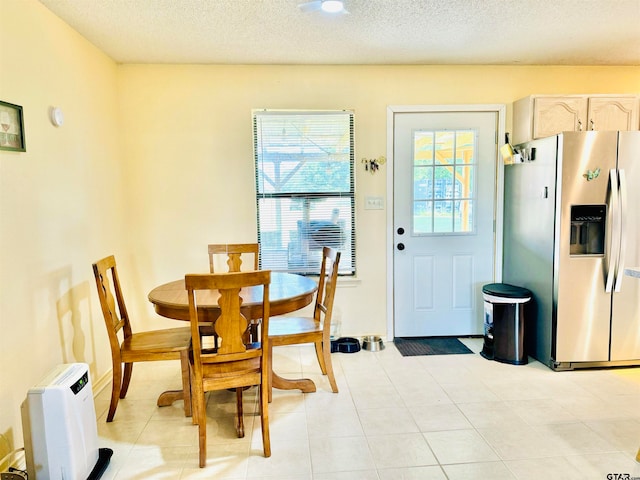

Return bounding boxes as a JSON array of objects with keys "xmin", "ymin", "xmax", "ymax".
[
  {"xmin": 614, "ymin": 169, "xmax": 627, "ymax": 292},
  {"xmin": 605, "ymin": 168, "xmax": 619, "ymax": 293}
]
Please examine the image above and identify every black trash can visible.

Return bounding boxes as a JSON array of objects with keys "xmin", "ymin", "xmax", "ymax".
[{"xmin": 480, "ymin": 283, "xmax": 532, "ymax": 365}]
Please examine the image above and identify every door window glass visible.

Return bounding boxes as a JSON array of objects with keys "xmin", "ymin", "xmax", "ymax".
[{"xmin": 412, "ymin": 129, "xmax": 477, "ymax": 235}]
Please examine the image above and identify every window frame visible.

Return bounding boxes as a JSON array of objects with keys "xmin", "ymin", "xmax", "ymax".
[
  {"xmin": 253, "ymin": 109, "xmax": 356, "ymax": 276},
  {"xmin": 411, "ymin": 128, "xmax": 478, "ymax": 236}
]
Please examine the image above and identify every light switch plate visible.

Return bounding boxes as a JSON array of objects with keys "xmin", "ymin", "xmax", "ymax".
[{"xmin": 365, "ymin": 196, "xmax": 384, "ymax": 210}]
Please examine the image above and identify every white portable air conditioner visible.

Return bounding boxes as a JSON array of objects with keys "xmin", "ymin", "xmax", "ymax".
[{"xmin": 21, "ymin": 363, "xmax": 111, "ymax": 479}]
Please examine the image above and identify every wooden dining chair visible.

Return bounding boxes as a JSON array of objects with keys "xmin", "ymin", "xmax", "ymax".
[
  {"xmin": 208, "ymin": 243, "xmax": 259, "ymax": 273},
  {"xmin": 185, "ymin": 270, "xmax": 271, "ymax": 468},
  {"xmin": 268, "ymin": 246, "xmax": 340, "ymax": 400},
  {"xmin": 208, "ymin": 243, "xmax": 261, "ymax": 342},
  {"xmin": 92, "ymin": 255, "xmax": 192, "ymax": 422}
]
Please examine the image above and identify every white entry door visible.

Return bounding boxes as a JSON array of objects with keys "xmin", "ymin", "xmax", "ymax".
[{"xmin": 392, "ymin": 109, "xmax": 499, "ymax": 337}]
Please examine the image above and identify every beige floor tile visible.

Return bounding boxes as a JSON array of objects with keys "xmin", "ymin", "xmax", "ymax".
[
  {"xmin": 97, "ymin": 419, "xmax": 148, "ymax": 444},
  {"xmin": 505, "ymin": 456, "xmax": 584, "ymax": 480},
  {"xmin": 440, "ymin": 380, "xmax": 501, "ymax": 404},
  {"xmin": 93, "ymin": 342, "xmax": 640, "ymax": 479},
  {"xmin": 252, "ymin": 411, "xmax": 308, "ymax": 440},
  {"xmin": 302, "ymin": 386, "xmax": 356, "ymax": 412},
  {"xmin": 554, "ymin": 394, "xmax": 634, "ymax": 421},
  {"xmin": 504, "ymin": 398, "xmax": 578, "ymax": 425},
  {"xmin": 94, "ymin": 444, "xmax": 133, "ymax": 480},
  {"xmin": 443, "ymin": 461, "xmax": 517, "ymax": 480},
  {"xmin": 338, "ymin": 351, "xmax": 383, "ymax": 374},
  {"xmin": 483, "ymin": 378, "xmax": 553, "ymax": 401},
  {"xmin": 570, "ymin": 369, "xmax": 640, "ymax": 397},
  {"xmin": 476, "ymin": 423, "xmax": 565, "ymax": 460},
  {"xmin": 424, "ymin": 364, "xmax": 477, "ymax": 383},
  {"xmin": 379, "ymin": 357, "xmax": 427, "ymax": 377},
  {"xmin": 271, "ymin": 345, "xmax": 303, "ymax": 374},
  {"xmin": 357, "ymin": 406, "xmax": 419, "ymax": 435},
  {"xmin": 344, "ymin": 368, "xmax": 393, "ymax": 389},
  {"xmin": 377, "ymin": 465, "xmax": 447, "ymax": 479},
  {"xmin": 532, "ymin": 422, "xmax": 619, "ymax": 456},
  {"xmin": 181, "ymin": 442, "xmax": 251, "ymax": 477},
  {"xmin": 313, "ymin": 471, "xmax": 378, "ymax": 480},
  {"xmin": 136, "ymin": 418, "xmax": 199, "ymax": 447},
  {"xmin": 268, "ymin": 389, "xmax": 306, "ymax": 414},
  {"xmin": 246, "ymin": 475, "xmax": 311, "ymax": 480},
  {"xmin": 300, "ymin": 345, "xmax": 344, "ymax": 374},
  {"xmin": 456, "ymin": 401, "xmax": 529, "ymax": 429},
  {"xmin": 151, "ymin": 399, "xmax": 193, "ymax": 420},
  {"xmin": 584, "ymin": 418, "xmax": 640, "ymax": 452},
  {"xmin": 424, "ymin": 429, "xmax": 499, "ymax": 464},
  {"xmin": 409, "ymin": 403, "xmax": 472, "ymax": 432},
  {"xmin": 246, "ymin": 435, "xmax": 311, "ymax": 477},
  {"xmin": 309, "ymin": 436, "xmax": 375, "ymax": 474},
  {"xmin": 349, "ymin": 384, "xmax": 404, "ymax": 409},
  {"xmin": 394, "ymin": 381, "xmax": 452, "ymax": 408},
  {"xmin": 115, "ymin": 466, "xmax": 184, "ymax": 479},
  {"xmin": 527, "ymin": 374, "xmax": 592, "ymax": 398},
  {"xmin": 565, "ymin": 452, "xmax": 640, "ymax": 478},
  {"xmin": 606, "ymin": 393, "xmax": 640, "ymax": 419},
  {"xmin": 113, "ymin": 445, "xmax": 193, "ymax": 479},
  {"xmin": 306, "ymin": 406, "xmax": 364, "ymax": 437},
  {"xmin": 367, "ymin": 432, "xmax": 438, "ymax": 469},
  {"xmin": 206, "ymin": 387, "xmax": 258, "ymax": 418},
  {"xmin": 98, "ymin": 395, "xmax": 160, "ymax": 423}
]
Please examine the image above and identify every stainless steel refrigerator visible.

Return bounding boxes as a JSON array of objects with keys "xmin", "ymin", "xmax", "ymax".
[{"xmin": 503, "ymin": 131, "xmax": 640, "ymax": 370}]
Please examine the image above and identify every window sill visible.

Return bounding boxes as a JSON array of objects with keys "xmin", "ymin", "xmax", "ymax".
[{"xmin": 336, "ymin": 277, "xmax": 361, "ymax": 288}]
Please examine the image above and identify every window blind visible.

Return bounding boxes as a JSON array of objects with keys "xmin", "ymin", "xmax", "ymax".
[{"xmin": 253, "ymin": 110, "xmax": 355, "ymax": 275}]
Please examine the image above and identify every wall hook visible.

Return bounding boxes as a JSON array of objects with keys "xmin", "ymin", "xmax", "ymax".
[{"xmin": 361, "ymin": 156, "xmax": 386, "ymax": 173}]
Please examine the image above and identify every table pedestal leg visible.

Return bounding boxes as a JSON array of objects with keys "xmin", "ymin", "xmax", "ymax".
[
  {"xmin": 271, "ymin": 372, "xmax": 316, "ymax": 393},
  {"xmin": 157, "ymin": 390, "xmax": 184, "ymax": 408}
]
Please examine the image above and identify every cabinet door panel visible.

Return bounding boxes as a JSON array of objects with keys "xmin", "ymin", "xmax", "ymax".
[
  {"xmin": 588, "ymin": 97, "xmax": 639, "ymax": 131},
  {"xmin": 533, "ymin": 97, "xmax": 588, "ymax": 139}
]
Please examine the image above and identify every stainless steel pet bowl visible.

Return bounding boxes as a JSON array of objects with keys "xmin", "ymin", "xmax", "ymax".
[{"xmin": 362, "ymin": 335, "xmax": 384, "ymax": 351}]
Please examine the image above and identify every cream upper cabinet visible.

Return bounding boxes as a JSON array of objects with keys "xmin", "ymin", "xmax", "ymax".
[
  {"xmin": 512, "ymin": 95, "xmax": 639, "ymax": 145},
  {"xmin": 587, "ymin": 97, "xmax": 638, "ymax": 131}
]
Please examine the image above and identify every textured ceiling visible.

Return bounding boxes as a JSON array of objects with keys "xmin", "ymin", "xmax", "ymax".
[{"xmin": 38, "ymin": 0, "xmax": 640, "ymax": 65}]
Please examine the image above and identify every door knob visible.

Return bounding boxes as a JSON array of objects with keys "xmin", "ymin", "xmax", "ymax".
[{"xmin": 397, "ymin": 243, "xmax": 405, "ymax": 251}]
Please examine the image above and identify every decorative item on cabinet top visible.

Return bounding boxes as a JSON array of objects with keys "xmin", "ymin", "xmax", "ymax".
[{"xmin": 512, "ymin": 94, "xmax": 639, "ymax": 145}]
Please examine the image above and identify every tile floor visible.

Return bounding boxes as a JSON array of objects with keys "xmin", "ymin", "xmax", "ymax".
[{"xmin": 94, "ymin": 338, "xmax": 640, "ymax": 479}]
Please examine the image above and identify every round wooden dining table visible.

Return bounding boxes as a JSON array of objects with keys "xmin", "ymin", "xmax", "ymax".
[{"xmin": 148, "ymin": 271, "xmax": 319, "ymax": 403}]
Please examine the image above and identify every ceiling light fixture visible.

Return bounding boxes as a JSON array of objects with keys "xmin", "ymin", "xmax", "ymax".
[
  {"xmin": 321, "ymin": 0, "xmax": 345, "ymax": 13},
  {"xmin": 298, "ymin": 0, "xmax": 348, "ymax": 14}
]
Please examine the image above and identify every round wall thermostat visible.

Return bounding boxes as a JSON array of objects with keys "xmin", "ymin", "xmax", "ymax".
[{"xmin": 50, "ymin": 107, "xmax": 64, "ymax": 127}]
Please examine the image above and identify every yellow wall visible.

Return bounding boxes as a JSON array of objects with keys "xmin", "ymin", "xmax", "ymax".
[
  {"xmin": 1, "ymin": 0, "xmax": 639, "ymax": 461},
  {"xmin": 116, "ymin": 63, "xmax": 640, "ymax": 342},
  {"xmin": 0, "ymin": 0, "xmax": 123, "ymax": 459}
]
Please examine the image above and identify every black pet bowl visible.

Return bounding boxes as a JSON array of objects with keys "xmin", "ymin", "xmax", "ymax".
[{"xmin": 331, "ymin": 337, "xmax": 361, "ymax": 353}]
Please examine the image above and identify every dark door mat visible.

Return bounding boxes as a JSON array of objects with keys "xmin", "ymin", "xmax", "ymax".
[{"xmin": 394, "ymin": 337, "xmax": 473, "ymax": 357}]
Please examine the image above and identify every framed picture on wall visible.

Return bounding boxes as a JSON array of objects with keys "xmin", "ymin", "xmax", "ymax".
[{"xmin": 0, "ymin": 100, "xmax": 26, "ymax": 152}]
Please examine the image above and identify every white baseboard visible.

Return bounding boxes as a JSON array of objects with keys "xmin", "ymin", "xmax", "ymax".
[{"xmin": 92, "ymin": 369, "xmax": 112, "ymax": 398}]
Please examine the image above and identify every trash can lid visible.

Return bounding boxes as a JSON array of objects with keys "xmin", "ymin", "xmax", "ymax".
[{"xmin": 482, "ymin": 283, "xmax": 532, "ymax": 299}]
